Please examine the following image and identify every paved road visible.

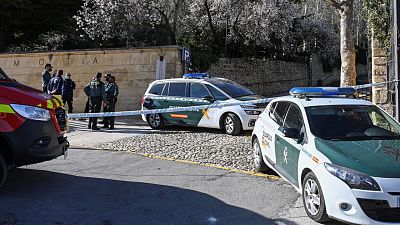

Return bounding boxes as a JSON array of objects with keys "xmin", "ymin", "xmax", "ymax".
[{"xmin": 0, "ymin": 149, "xmax": 302, "ymax": 225}]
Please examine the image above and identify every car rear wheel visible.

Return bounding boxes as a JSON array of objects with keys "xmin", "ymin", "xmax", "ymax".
[
  {"xmin": 0, "ymin": 153, "xmax": 8, "ymax": 189},
  {"xmin": 147, "ymin": 113, "xmax": 165, "ymax": 129},
  {"xmin": 224, "ymin": 113, "xmax": 242, "ymax": 135},
  {"xmin": 302, "ymin": 172, "xmax": 330, "ymax": 223},
  {"xmin": 252, "ymin": 138, "xmax": 269, "ymax": 172}
]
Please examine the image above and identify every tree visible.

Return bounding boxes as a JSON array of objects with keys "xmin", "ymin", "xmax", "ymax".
[
  {"xmin": 324, "ymin": 0, "xmax": 357, "ymax": 87},
  {"xmin": 0, "ymin": 0, "xmax": 83, "ymax": 52}
]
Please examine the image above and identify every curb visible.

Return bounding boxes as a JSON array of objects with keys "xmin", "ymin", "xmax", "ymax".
[{"xmin": 69, "ymin": 146, "xmax": 281, "ymax": 180}]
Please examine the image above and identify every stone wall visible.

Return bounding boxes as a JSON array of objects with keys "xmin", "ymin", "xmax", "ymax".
[
  {"xmin": 371, "ymin": 36, "xmax": 394, "ymax": 116},
  {"xmin": 208, "ymin": 58, "xmax": 309, "ymax": 96},
  {"xmin": 0, "ymin": 46, "xmax": 183, "ymax": 112}
]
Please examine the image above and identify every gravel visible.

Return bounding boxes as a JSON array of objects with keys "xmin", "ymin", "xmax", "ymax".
[{"xmin": 96, "ymin": 127, "xmax": 256, "ymax": 171}]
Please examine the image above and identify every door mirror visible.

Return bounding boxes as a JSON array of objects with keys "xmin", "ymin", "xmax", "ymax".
[
  {"xmin": 202, "ymin": 95, "xmax": 215, "ymax": 103},
  {"xmin": 281, "ymin": 127, "xmax": 301, "ymax": 139}
]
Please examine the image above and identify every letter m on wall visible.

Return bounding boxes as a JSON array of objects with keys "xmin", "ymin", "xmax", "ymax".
[{"xmin": 14, "ymin": 59, "xmax": 20, "ymax": 67}]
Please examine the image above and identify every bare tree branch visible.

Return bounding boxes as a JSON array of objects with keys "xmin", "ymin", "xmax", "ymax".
[{"xmin": 324, "ymin": 0, "xmax": 342, "ymax": 11}]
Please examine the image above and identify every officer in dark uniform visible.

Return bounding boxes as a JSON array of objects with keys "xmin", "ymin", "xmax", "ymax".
[
  {"xmin": 84, "ymin": 72, "xmax": 106, "ymax": 130},
  {"xmin": 103, "ymin": 75, "xmax": 117, "ymax": 129},
  {"xmin": 41, "ymin": 64, "xmax": 52, "ymax": 92}
]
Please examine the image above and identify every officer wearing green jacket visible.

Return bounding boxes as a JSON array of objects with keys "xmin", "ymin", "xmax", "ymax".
[
  {"xmin": 103, "ymin": 75, "xmax": 118, "ymax": 129},
  {"xmin": 84, "ymin": 72, "xmax": 106, "ymax": 130}
]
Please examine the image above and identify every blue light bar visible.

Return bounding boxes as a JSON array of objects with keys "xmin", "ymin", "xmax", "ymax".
[
  {"xmin": 183, "ymin": 73, "xmax": 210, "ymax": 79},
  {"xmin": 289, "ymin": 87, "xmax": 357, "ymax": 96}
]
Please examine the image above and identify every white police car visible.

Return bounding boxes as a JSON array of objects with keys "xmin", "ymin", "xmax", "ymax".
[
  {"xmin": 141, "ymin": 73, "xmax": 269, "ymax": 135},
  {"xmin": 251, "ymin": 87, "xmax": 400, "ymax": 224}
]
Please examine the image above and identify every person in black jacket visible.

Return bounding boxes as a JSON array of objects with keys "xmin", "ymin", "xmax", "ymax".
[
  {"xmin": 84, "ymin": 72, "xmax": 106, "ymax": 130},
  {"xmin": 48, "ymin": 70, "xmax": 64, "ymax": 95},
  {"xmin": 62, "ymin": 73, "xmax": 76, "ymax": 113}
]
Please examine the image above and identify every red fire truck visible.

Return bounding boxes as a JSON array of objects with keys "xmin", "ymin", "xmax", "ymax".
[{"xmin": 0, "ymin": 68, "xmax": 68, "ymax": 188}]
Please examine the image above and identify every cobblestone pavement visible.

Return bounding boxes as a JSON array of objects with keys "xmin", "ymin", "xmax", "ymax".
[{"xmin": 97, "ymin": 126, "xmax": 256, "ymax": 172}]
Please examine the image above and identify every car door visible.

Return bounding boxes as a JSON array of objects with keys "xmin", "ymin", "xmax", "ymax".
[
  {"xmin": 275, "ymin": 103, "xmax": 304, "ymax": 187},
  {"xmin": 162, "ymin": 82, "xmax": 191, "ymax": 125},
  {"xmin": 264, "ymin": 101, "xmax": 291, "ymax": 164},
  {"xmin": 187, "ymin": 83, "xmax": 217, "ymax": 127}
]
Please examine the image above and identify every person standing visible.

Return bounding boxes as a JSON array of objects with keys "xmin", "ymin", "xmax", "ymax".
[
  {"xmin": 99, "ymin": 74, "xmax": 112, "ymax": 124},
  {"xmin": 61, "ymin": 73, "xmax": 76, "ymax": 113},
  {"xmin": 48, "ymin": 69, "xmax": 64, "ymax": 95},
  {"xmin": 113, "ymin": 75, "xmax": 119, "ymax": 105},
  {"xmin": 103, "ymin": 75, "xmax": 118, "ymax": 129},
  {"xmin": 84, "ymin": 72, "xmax": 106, "ymax": 130},
  {"xmin": 41, "ymin": 64, "xmax": 52, "ymax": 92}
]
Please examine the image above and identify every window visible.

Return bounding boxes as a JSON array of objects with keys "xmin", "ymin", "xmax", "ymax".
[
  {"xmin": 168, "ymin": 83, "xmax": 187, "ymax": 97},
  {"xmin": 207, "ymin": 79, "xmax": 254, "ymax": 98},
  {"xmin": 272, "ymin": 101, "xmax": 290, "ymax": 126},
  {"xmin": 161, "ymin": 83, "xmax": 169, "ymax": 96},
  {"xmin": 205, "ymin": 84, "xmax": 229, "ymax": 100},
  {"xmin": 306, "ymin": 105, "xmax": 400, "ymax": 140},
  {"xmin": 284, "ymin": 104, "xmax": 304, "ymax": 131},
  {"xmin": 148, "ymin": 83, "xmax": 165, "ymax": 95},
  {"xmin": 190, "ymin": 83, "xmax": 210, "ymax": 98}
]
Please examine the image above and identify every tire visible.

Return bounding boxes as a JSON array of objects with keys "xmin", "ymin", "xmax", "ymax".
[
  {"xmin": 223, "ymin": 113, "xmax": 242, "ymax": 135},
  {"xmin": 0, "ymin": 153, "xmax": 8, "ymax": 189},
  {"xmin": 302, "ymin": 172, "xmax": 330, "ymax": 223},
  {"xmin": 147, "ymin": 114, "xmax": 165, "ymax": 129},
  {"xmin": 252, "ymin": 138, "xmax": 269, "ymax": 172}
]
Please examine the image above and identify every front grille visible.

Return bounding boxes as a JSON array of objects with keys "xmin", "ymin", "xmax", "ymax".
[
  {"xmin": 389, "ymin": 192, "xmax": 400, "ymax": 196},
  {"xmin": 254, "ymin": 102, "xmax": 270, "ymax": 109},
  {"xmin": 55, "ymin": 108, "xmax": 67, "ymax": 131},
  {"xmin": 357, "ymin": 198, "xmax": 400, "ymax": 222}
]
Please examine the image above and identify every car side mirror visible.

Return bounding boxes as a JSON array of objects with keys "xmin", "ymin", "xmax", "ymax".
[
  {"xmin": 281, "ymin": 127, "xmax": 301, "ymax": 139},
  {"xmin": 202, "ymin": 96, "xmax": 215, "ymax": 103}
]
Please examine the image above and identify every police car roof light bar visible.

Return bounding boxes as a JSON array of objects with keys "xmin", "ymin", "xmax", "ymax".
[
  {"xmin": 289, "ymin": 87, "xmax": 357, "ymax": 97},
  {"xmin": 183, "ymin": 73, "xmax": 210, "ymax": 79}
]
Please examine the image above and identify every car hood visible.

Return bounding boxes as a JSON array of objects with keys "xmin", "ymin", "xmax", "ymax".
[
  {"xmin": 0, "ymin": 81, "xmax": 58, "ymax": 109},
  {"xmin": 235, "ymin": 95, "xmax": 269, "ymax": 108},
  {"xmin": 315, "ymin": 138, "xmax": 400, "ymax": 178}
]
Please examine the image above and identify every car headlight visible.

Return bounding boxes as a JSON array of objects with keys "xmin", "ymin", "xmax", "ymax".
[
  {"xmin": 324, "ymin": 163, "xmax": 381, "ymax": 191},
  {"xmin": 11, "ymin": 104, "xmax": 50, "ymax": 121},
  {"xmin": 241, "ymin": 104, "xmax": 256, "ymax": 109}
]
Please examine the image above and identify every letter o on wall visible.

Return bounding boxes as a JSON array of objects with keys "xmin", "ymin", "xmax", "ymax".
[{"xmin": 39, "ymin": 59, "xmax": 44, "ymax": 66}]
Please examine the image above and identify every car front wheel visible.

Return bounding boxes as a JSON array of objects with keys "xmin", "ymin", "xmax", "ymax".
[
  {"xmin": 252, "ymin": 138, "xmax": 269, "ymax": 172},
  {"xmin": 224, "ymin": 113, "xmax": 242, "ymax": 135},
  {"xmin": 147, "ymin": 113, "xmax": 165, "ymax": 129},
  {"xmin": 302, "ymin": 172, "xmax": 330, "ymax": 223}
]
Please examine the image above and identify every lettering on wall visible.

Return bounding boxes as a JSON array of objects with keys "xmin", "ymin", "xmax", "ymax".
[
  {"xmin": 39, "ymin": 59, "xmax": 45, "ymax": 66},
  {"xmin": 13, "ymin": 59, "xmax": 20, "ymax": 67},
  {"xmin": 93, "ymin": 58, "xmax": 98, "ymax": 64}
]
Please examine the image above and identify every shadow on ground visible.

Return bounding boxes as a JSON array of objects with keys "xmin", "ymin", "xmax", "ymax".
[{"xmin": 0, "ymin": 169, "xmax": 298, "ymax": 225}]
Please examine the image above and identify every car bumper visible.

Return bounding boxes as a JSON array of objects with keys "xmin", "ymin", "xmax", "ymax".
[
  {"xmin": 2, "ymin": 119, "xmax": 68, "ymax": 167},
  {"xmin": 236, "ymin": 109, "xmax": 263, "ymax": 130},
  {"xmin": 315, "ymin": 165, "xmax": 400, "ymax": 224}
]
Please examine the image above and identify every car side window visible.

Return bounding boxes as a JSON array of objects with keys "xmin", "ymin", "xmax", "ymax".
[
  {"xmin": 148, "ymin": 83, "xmax": 165, "ymax": 95},
  {"xmin": 284, "ymin": 104, "xmax": 304, "ymax": 131},
  {"xmin": 190, "ymin": 83, "xmax": 210, "ymax": 98},
  {"xmin": 168, "ymin": 83, "xmax": 187, "ymax": 97},
  {"xmin": 204, "ymin": 84, "xmax": 229, "ymax": 100},
  {"xmin": 271, "ymin": 101, "xmax": 290, "ymax": 126},
  {"xmin": 161, "ymin": 83, "xmax": 170, "ymax": 96}
]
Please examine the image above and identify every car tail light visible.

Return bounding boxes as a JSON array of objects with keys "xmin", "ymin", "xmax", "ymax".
[{"xmin": 140, "ymin": 96, "xmax": 145, "ymax": 105}]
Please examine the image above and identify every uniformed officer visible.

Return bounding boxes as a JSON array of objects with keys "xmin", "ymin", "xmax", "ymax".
[
  {"xmin": 84, "ymin": 72, "xmax": 106, "ymax": 130},
  {"xmin": 41, "ymin": 64, "xmax": 52, "ymax": 92},
  {"xmin": 103, "ymin": 75, "xmax": 117, "ymax": 129}
]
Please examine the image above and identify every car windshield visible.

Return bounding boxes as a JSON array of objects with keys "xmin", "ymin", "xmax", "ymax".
[
  {"xmin": 306, "ymin": 105, "xmax": 400, "ymax": 141},
  {"xmin": 207, "ymin": 79, "xmax": 255, "ymax": 98},
  {"xmin": 0, "ymin": 68, "xmax": 11, "ymax": 81}
]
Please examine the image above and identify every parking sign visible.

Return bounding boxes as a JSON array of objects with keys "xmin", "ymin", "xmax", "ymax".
[{"xmin": 182, "ymin": 47, "xmax": 191, "ymax": 63}]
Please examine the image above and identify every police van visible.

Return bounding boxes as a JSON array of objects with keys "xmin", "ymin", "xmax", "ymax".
[
  {"xmin": 252, "ymin": 87, "xmax": 400, "ymax": 225},
  {"xmin": 141, "ymin": 73, "xmax": 269, "ymax": 135}
]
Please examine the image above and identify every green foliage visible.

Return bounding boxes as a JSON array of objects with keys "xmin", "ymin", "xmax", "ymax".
[
  {"xmin": 362, "ymin": 0, "xmax": 391, "ymax": 51},
  {"xmin": 0, "ymin": 0, "xmax": 84, "ymax": 52}
]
